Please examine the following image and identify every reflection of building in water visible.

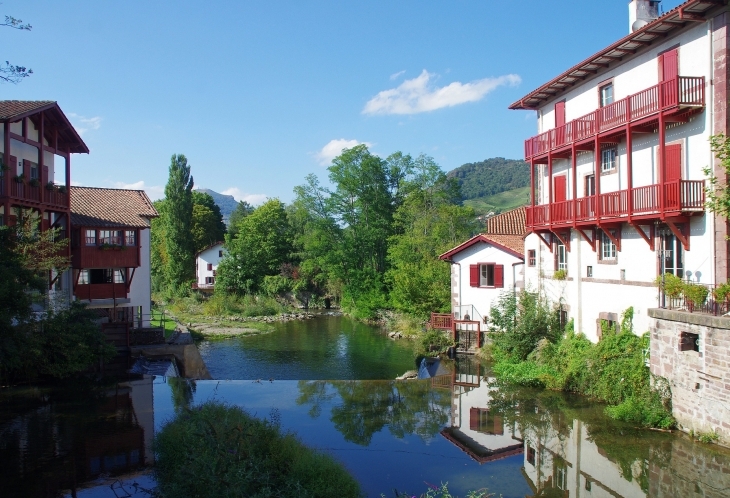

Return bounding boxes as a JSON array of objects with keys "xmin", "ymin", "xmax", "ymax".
[
  {"xmin": 434, "ymin": 359, "xmax": 524, "ymax": 464},
  {"xmin": 521, "ymin": 419, "xmax": 646, "ymax": 498}
]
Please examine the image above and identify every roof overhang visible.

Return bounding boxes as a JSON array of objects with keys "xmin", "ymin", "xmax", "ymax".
[
  {"xmin": 509, "ymin": 0, "xmax": 724, "ymax": 110},
  {"xmin": 439, "ymin": 234, "xmax": 524, "ymax": 261},
  {"xmin": 1, "ymin": 101, "xmax": 89, "ymax": 154}
]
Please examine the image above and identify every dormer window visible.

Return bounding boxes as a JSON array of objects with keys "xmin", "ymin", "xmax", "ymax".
[{"xmin": 600, "ymin": 83, "xmax": 614, "ymax": 107}]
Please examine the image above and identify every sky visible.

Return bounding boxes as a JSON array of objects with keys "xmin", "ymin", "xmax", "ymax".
[{"xmin": 2, "ymin": 0, "xmax": 689, "ymax": 204}]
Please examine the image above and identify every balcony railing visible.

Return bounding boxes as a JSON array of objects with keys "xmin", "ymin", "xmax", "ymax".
[
  {"xmin": 526, "ymin": 180, "xmax": 704, "ymax": 228},
  {"xmin": 430, "ymin": 313, "xmax": 453, "ymax": 330},
  {"xmin": 659, "ymin": 283, "xmax": 730, "ymax": 317},
  {"xmin": 525, "ymin": 76, "xmax": 705, "ymax": 159},
  {"xmin": 2, "ymin": 179, "xmax": 69, "ymax": 209}
]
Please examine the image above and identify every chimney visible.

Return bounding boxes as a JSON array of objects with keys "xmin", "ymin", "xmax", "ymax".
[{"xmin": 629, "ymin": 0, "xmax": 661, "ymax": 33}]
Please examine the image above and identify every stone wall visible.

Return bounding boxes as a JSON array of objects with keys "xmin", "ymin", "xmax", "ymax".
[{"xmin": 649, "ymin": 308, "xmax": 730, "ymax": 446}]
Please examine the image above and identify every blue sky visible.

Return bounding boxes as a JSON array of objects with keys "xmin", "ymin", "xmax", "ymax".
[{"xmin": 2, "ymin": 0, "xmax": 687, "ymax": 204}]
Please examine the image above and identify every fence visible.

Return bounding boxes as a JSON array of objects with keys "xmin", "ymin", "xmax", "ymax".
[{"xmin": 658, "ymin": 282, "xmax": 730, "ymax": 317}]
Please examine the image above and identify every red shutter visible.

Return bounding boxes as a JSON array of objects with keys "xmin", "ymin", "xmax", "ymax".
[
  {"xmin": 493, "ymin": 414, "xmax": 504, "ymax": 435},
  {"xmin": 470, "ymin": 408, "xmax": 478, "ymax": 430},
  {"xmin": 207, "ymin": 263, "xmax": 213, "ymax": 271},
  {"xmin": 660, "ymin": 48, "xmax": 678, "ymax": 82},
  {"xmin": 469, "ymin": 264, "xmax": 479, "ymax": 287},
  {"xmin": 554, "ymin": 175, "xmax": 567, "ymax": 202},
  {"xmin": 554, "ymin": 101, "xmax": 565, "ymax": 128},
  {"xmin": 494, "ymin": 265, "xmax": 504, "ymax": 288},
  {"xmin": 9, "ymin": 155, "xmax": 17, "ymax": 174},
  {"xmin": 665, "ymin": 144, "xmax": 682, "ymax": 182}
]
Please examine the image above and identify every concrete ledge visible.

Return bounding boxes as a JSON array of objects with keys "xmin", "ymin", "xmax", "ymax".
[{"xmin": 648, "ymin": 308, "xmax": 730, "ymax": 329}]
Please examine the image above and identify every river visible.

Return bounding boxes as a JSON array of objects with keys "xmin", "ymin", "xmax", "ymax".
[{"xmin": 2, "ymin": 315, "xmax": 730, "ymax": 497}]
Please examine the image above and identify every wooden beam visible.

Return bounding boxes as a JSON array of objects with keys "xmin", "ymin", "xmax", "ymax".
[
  {"xmin": 631, "ymin": 223, "xmax": 655, "ymax": 250},
  {"xmin": 601, "ymin": 226, "xmax": 622, "ymax": 252},
  {"xmin": 576, "ymin": 228, "xmax": 596, "ymax": 251},
  {"xmin": 551, "ymin": 230, "xmax": 571, "ymax": 252},
  {"xmin": 536, "ymin": 232, "xmax": 553, "ymax": 253},
  {"xmin": 679, "ymin": 10, "xmax": 705, "ymax": 22},
  {"xmin": 666, "ymin": 220, "xmax": 689, "ymax": 250}
]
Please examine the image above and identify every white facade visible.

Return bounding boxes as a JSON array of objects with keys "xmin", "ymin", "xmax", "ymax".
[
  {"xmin": 518, "ymin": 12, "xmax": 725, "ymax": 340},
  {"xmin": 443, "ymin": 237, "xmax": 524, "ymax": 324},
  {"xmin": 196, "ymin": 242, "xmax": 225, "ymax": 288}
]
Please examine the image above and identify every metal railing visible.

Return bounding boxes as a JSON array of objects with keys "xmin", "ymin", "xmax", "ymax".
[{"xmin": 659, "ymin": 283, "xmax": 730, "ymax": 317}]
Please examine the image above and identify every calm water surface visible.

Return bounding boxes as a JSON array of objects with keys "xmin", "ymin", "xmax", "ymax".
[{"xmin": 2, "ymin": 316, "xmax": 730, "ymax": 497}]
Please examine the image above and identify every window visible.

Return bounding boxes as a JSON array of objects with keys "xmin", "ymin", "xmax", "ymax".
[
  {"xmin": 587, "ymin": 266, "xmax": 593, "ymax": 277},
  {"xmin": 212, "ymin": 270, "xmax": 217, "ymax": 276},
  {"xmin": 585, "ymin": 174, "xmax": 595, "ymax": 196},
  {"xmin": 469, "ymin": 263, "xmax": 504, "ymax": 288},
  {"xmin": 89, "ymin": 268, "xmax": 113, "ymax": 284},
  {"xmin": 78, "ymin": 269, "xmax": 89, "ymax": 285},
  {"xmin": 114, "ymin": 269, "xmax": 126, "ymax": 284},
  {"xmin": 207, "ymin": 263, "xmax": 213, "ymax": 271},
  {"xmin": 555, "ymin": 241, "xmax": 567, "ymax": 271},
  {"xmin": 29, "ymin": 161, "xmax": 38, "ymax": 180},
  {"xmin": 205, "ymin": 276, "xmax": 215, "ymax": 285},
  {"xmin": 528, "ymin": 249, "xmax": 536, "ymax": 267},
  {"xmin": 0, "ymin": 213, "xmax": 4, "ymax": 226},
  {"xmin": 99, "ymin": 230, "xmax": 113, "ymax": 244},
  {"xmin": 661, "ymin": 233, "xmax": 684, "ymax": 277},
  {"xmin": 85, "ymin": 229, "xmax": 97, "ymax": 246},
  {"xmin": 219, "ymin": 250, "xmax": 223, "ymax": 257},
  {"xmin": 600, "ymin": 231, "xmax": 617, "ymax": 260},
  {"xmin": 125, "ymin": 230, "xmax": 136, "ymax": 246},
  {"xmin": 554, "ymin": 456, "xmax": 569, "ymax": 490},
  {"xmin": 600, "ymin": 83, "xmax": 614, "ymax": 107},
  {"xmin": 469, "ymin": 408, "xmax": 504, "ymax": 435},
  {"xmin": 601, "ymin": 147, "xmax": 617, "ymax": 172},
  {"xmin": 526, "ymin": 446, "xmax": 536, "ymax": 466},
  {"xmin": 679, "ymin": 332, "xmax": 700, "ymax": 352}
]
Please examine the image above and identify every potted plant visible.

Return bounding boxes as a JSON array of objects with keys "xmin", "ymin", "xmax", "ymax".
[
  {"xmin": 56, "ymin": 184, "xmax": 67, "ymax": 194},
  {"xmin": 712, "ymin": 282, "xmax": 730, "ymax": 303},
  {"xmin": 28, "ymin": 178, "xmax": 40, "ymax": 187},
  {"xmin": 553, "ymin": 269, "xmax": 568, "ymax": 281},
  {"xmin": 655, "ymin": 272, "xmax": 683, "ymax": 298},
  {"xmin": 13, "ymin": 174, "xmax": 25, "ymax": 183},
  {"xmin": 45, "ymin": 181, "xmax": 55, "ymax": 191},
  {"xmin": 683, "ymin": 282, "xmax": 709, "ymax": 311}
]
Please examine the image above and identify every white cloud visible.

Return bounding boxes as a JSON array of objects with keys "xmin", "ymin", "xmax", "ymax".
[
  {"xmin": 363, "ymin": 70, "xmax": 521, "ymax": 115},
  {"xmin": 221, "ymin": 187, "xmax": 267, "ymax": 206},
  {"xmin": 315, "ymin": 138, "xmax": 373, "ymax": 166},
  {"xmin": 113, "ymin": 180, "xmax": 164, "ymax": 200},
  {"xmin": 390, "ymin": 70, "xmax": 406, "ymax": 80},
  {"xmin": 68, "ymin": 113, "xmax": 102, "ymax": 136}
]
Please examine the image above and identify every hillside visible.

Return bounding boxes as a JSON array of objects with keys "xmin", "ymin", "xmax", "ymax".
[
  {"xmin": 195, "ymin": 188, "xmax": 238, "ymax": 225},
  {"xmin": 464, "ymin": 186, "xmax": 530, "ymax": 217},
  {"xmin": 447, "ymin": 157, "xmax": 529, "ymax": 201}
]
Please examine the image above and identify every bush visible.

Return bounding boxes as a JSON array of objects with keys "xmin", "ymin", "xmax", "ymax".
[
  {"xmin": 683, "ymin": 282, "xmax": 709, "ymax": 308},
  {"xmin": 201, "ymin": 293, "xmax": 288, "ymax": 317},
  {"xmin": 415, "ymin": 329, "xmax": 454, "ymax": 357},
  {"xmin": 154, "ymin": 401, "xmax": 362, "ymax": 498},
  {"xmin": 655, "ymin": 273, "xmax": 683, "ymax": 298},
  {"xmin": 713, "ymin": 282, "xmax": 730, "ymax": 302},
  {"xmin": 553, "ymin": 269, "xmax": 567, "ymax": 280}
]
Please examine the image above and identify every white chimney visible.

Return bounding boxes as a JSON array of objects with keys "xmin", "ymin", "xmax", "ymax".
[{"xmin": 629, "ymin": 0, "xmax": 661, "ymax": 33}]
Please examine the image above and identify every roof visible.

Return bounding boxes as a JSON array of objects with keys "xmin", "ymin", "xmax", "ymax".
[
  {"xmin": 440, "ymin": 428, "xmax": 524, "ymax": 465},
  {"xmin": 439, "ymin": 234, "xmax": 524, "ymax": 261},
  {"xmin": 485, "ymin": 206, "xmax": 526, "ymax": 236},
  {"xmin": 0, "ymin": 100, "xmax": 89, "ymax": 154},
  {"xmin": 70, "ymin": 186, "xmax": 159, "ymax": 228},
  {"xmin": 510, "ymin": 0, "xmax": 722, "ymax": 110},
  {"xmin": 195, "ymin": 241, "xmax": 225, "ymax": 258}
]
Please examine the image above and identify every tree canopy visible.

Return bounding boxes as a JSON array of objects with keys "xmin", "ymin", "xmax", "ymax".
[
  {"xmin": 163, "ymin": 154, "xmax": 195, "ymax": 292},
  {"xmin": 192, "ymin": 191, "xmax": 226, "ymax": 253},
  {"xmin": 447, "ymin": 157, "xmax": 529, "ymax": 200}
]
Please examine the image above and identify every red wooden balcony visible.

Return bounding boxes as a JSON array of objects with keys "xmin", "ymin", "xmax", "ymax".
[
  {"xmin": 526, "ymin": 180, "xmax": 704, "ymax": 229},
  {"xmin": 430, "ymin": 313, "xmax": 453, "ymax": 330},
  {"xmin": 1, "ymin": 178, "xmax": 69, "ymax": 210},
  {"xmin": 75, "ymin": 283, "xmax": 128, "ymax": 301},
  {"xmin": 524, "ymin": 77, "xmax": 705, "ymax": 160},
  {"xmin": 72, "ymin": 245, "xmax": 140, "ymax": 269}
]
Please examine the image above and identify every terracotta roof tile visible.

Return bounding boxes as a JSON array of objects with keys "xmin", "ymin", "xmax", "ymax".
[
  {"xmin": 70, "ymin": 186, "xmax": 159, "ymax": 228},
  {"xmin": 483, "ymin": 234, "xmax": 525, "ymax": 256},
  {"xmin": 485, "ymin": 206, "xmax": 526, "ymax": 236},
  {"xmin": 0, "ymin": 100, "xmax": 55, "ymax": 120}
]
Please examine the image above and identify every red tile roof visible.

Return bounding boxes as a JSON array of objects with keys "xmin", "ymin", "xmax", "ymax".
[
  {"xmin": 485, "ymin": 206, "xmax": 526, "ymax": 236},
  {"xmin": 439, "ymin": 234, "xmax": 524, "ymax": 261},
  {"xmin": 0, "ymin": 100, "xmax": 89, "ymax": 154},
  {"xmin": 70, "ymin": 187, "xmax": 159, "ymax": 228},
  {"xmin": 0, "ymin": 100, "xmax": 55, "ymax": 120}
]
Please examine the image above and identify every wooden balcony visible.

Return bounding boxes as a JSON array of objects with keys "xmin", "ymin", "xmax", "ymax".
[
  {"xmin": 430, "ymin": 313, "xmax": 453, "ymax": 330},
  {"xmin": 526, "ymin": 180, "xmax": 704, "ymax": 229},
  {"xmin": 72, "ymin": 245, "xmax": 140, "ymax": 269},
  {"xmin": 524, "ymin": 76, "xmax": 705, "ymax": 160},
  {"xmin": 75, "ymin": 283, "xmax": 128, "ymax": 301},
  {"xmin": 1, "ymin": 177, "xmax": 69, "ymax": 210}
]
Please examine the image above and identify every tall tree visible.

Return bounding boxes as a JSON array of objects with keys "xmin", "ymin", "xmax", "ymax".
[
  {"xmin": 150, "ymin": 199, "xmax": 168, "ymax": 291},
  {"xmin": 1, "ymin": 15, "xmax": 32, "ymax": 83},
  {"xmin": 192, "ymin": 191, "xmax": 226, "ymax": 252},
  {"xmin": 228, "ymin": 200, "xmax": 255, "ymax": 238},
  {"xmin": 217, "ymin": 199, "xmax": 292, "ymax": 294},
  {"xmin": 163, "ymin": 154, "xmax": 195, "ymax": 291}
]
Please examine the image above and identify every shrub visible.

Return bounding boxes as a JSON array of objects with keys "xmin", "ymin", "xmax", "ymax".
[
  {"xmin": 655, "ymin": 272, "xmax": 683, "ymax": 298},
  {"xmin": 415, "ymin": 329, "xmax": 455, "ymax": 356},
  {"xmin": 713, "ymin": 282, "xmax": 730, "ymax": 302},
  {"xmin": 154, "ymin": 401, "xmax": 362, "ymax": 498},
  {"xmin": 683, "ymin": 282, "xmax": 709, "ymax": 308},
  {"xmin": 553, "ymin": 269, "xmax": 567, "ymax": 280}
]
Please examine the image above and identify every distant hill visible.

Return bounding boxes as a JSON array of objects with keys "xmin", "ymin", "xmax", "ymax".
[
  {"xmin": 464, "ymin": 186, "xmax": 530, "ymax": 218},
  {"xmin": 447, "ymin": 157, "xmax": 529, "ymax": 201},
  {"xmin": 195, "ymin": 188, "xmax": 238, "ymax": 226}
]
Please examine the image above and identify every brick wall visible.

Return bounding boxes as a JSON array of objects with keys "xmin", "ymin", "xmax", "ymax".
[{"xmin": 649, "ymin": 309, "xmax": 730, "ymax": 446}]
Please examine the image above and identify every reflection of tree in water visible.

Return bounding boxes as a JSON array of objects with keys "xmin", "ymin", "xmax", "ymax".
[
  {"xmin": 169, "ymin": 378, "xmax": 196, "ymax": 412},
  {"xmin": 297, "ymin": 380, "xmax": 450, "ymax": 445},
  {"xmin": 487, "ymin": 384, "xmax": 673, "ymax": 495}
]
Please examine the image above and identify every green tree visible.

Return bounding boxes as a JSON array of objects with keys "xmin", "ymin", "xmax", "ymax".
[
  {"xmin": 706, "ymin": 133, "xmax": 730, "ymax": 220},
  {"xmin": 163, "ymin": 154, "xmax": 195, "ymax": 292},
  {"xmin": 228, "ymin": 200, "xmax": 255, "ymax": 238},
  {"xmin": 217, "ymin": 199, "xmax": 292, "ymax": 294},
  {"xmin": 191, "ymin": 191, "xmax": 226, "ymax": 253},
  {"xmin": 150, "ymin": 199, "xmax": 168, "ymax": 291}
]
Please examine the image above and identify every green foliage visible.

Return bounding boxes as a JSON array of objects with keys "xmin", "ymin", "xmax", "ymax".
[
  {"xmin": 683, "ymin": 281, "xmax": 709, "ymax": 307},
  {"xmin": 415, "ymin": 329, "xmax": 455, "ymax": 357},
  {"xmin": 705, "ymin": 133, "xmax": 730, "ymax": 220},
  {"xmin": 655, "ymin": 272, "xmax": 684, "ymax": 298},
  {"xmin": 228, "ymin": 200, "xmax": 255, "ymax": 238},
  {"xmin": 553, "ymin": 269, "xmax": 567, "ymax": 280},
  {"xmin": 163, "ymin": 154, "xmax": 195, "ymax": 291},
  {"xmin": 217, "ymin": 199, "xmax": 293, "ymax": 295},
  {"xmin": 693, "ymin": 429, "xmax": 720, "ymax": 444},
  {"xmin": 200, "ymin": 293, "xmax": 288, "ymax": 317},
  {"xmin": 154, "ymin": 401, "xmax": 362, "ymax": 498},
  {"xmin": 489, "ymin": 306, "xmax": 675, "ymax": 429},
  {"xmin": 191, "ymin": 191, "xmax": 226, "ymax": 253},
  {"xmin": 713, "ymin": 281, "xmax": 730, "ymax": 302},
  {"xmin": 384, "ymin": 482, "xmax": 492, "ymax": 498},
  {"xmin": 463, "ymin": 186, "xmax": 530, "ymax": 216},
  {"xmin": 488, "ymin": 290, "xmax": 562, "ymax": 361},
  {"xmin": 447, "ymin": 157, "xmax": 529, "ymax": 201},
  {"xmin": 0, "ymin": 226, "xmax": 41, "ymax": 330}
]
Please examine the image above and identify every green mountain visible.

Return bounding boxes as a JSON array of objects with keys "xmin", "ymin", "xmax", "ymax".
[
  {"xmin": 195, "ymin": 188, "xmax": 239, "ymax": 226},
  {"xmin": 447, "ymin": 157, "xmax": 529, "ymax": 201}
]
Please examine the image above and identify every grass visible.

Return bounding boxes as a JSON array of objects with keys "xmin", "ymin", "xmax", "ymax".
[
  {"xmin": 154, "ymin": 401, "xmax": 362, "ymax": 498},
  {"xmin": 464, "ymin": 186, "xmax": 530, "ymax": 216},
  {"xmin": 150, "ymin": 309, "xmax": 177, "ymax": 339}
]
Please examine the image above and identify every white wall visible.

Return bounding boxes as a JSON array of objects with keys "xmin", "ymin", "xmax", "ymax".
[
  {"xmin": 129, "ymin": 228, "xmax": 152, "ymax": 325},
  {"xmin": 196, "ymin": 243, "xmax": 226, "ymax": 285},
  {"xmin": 0, "ymin": 124, "xmax": 57, "ymax": 182},
  {"xmin": 449, "ymin": 240, "xmax": 524, "ymax": 323}
]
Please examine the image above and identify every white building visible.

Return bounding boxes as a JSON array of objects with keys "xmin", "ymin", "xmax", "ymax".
[
  {"xmin": 510, "ymin": 0, "xmax": 729, "ymax": 339},
  {"xmin": 195, "ymin": 241, "xmax": 225, "ymax": 290}
]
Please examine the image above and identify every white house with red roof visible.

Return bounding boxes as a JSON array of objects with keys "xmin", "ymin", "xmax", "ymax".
[
  {"xmin": 194, "ymin": 241, "xmax": 226, "ymax": 291},
  {"xmin": 510, "ymin": 0, "xmax": 728, "ymax": 339}
]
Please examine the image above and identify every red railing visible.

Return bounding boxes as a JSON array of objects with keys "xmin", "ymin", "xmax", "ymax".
[
  {"xmin": 524, "ymin": 77, "xmax": 706, "ymax": 159},
  {"xmin": 2, "ymin": 179, "xmax": 69, "ymax": 209},
  {"xmin": 527, "ymin": 180, "xmax": 704, "ymax": 228},
  {"xmin": 430, "ymin": 313, "xmax": 453, "ymax": 330}
]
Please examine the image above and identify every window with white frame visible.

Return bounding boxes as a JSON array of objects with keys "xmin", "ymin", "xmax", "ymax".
[
  {"xmin": 114, "ymin": 269, "xmax": 126, "ymax": 284},
  {"xmin": 528, "ymin": 249, "xmax": 536, "ymax": 267},
  {"xmin": 600, "ymin": 83, "xmax": 614, "ymax": 107},
  {"xmin": 601, "ymin": 231, "xmax": 617, "ymax": 260},
  {"xmin": 480, "ymin": 264, "xmax": 495, "ymax": 287},
  {"xmin": 85, "ymin": 229, "xmax": 96, "ymax": 246},
  {"xmin": 125, "ymin": 230, "xmax": 136, "ymax": 246},
  {"xmin": 78, "ymin": 269, "xmax": 89, "ymax": 285},
  {"xmin": 601, "ymin": 147, "xmax": 617, "ymax": 172},
  {"xmin": 555, "ymin": 241, "xmax": 567, "ymax": 271}
]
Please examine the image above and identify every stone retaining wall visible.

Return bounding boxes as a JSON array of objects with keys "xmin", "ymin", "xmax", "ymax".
[{"xmin": 649, "ymin": 308, "xmax": 730, "ymax": 446}]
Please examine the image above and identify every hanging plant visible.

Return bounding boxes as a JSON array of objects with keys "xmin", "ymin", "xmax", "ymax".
[
  {"xmin": 28, "ymin": 178, "xmax": 40, "ymax": 187},
  {"xmin": 13, "ymin": 174, "xmax": 25, "ymax": 183},
  {"xmin": 45, "ymin": 181, "xmax": 56, "ymax": 191}
]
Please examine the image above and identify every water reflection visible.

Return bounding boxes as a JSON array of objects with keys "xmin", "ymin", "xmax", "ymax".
[{"xmin": 0, "ymin": 376, "xmax": 154, "ymax": 497}]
